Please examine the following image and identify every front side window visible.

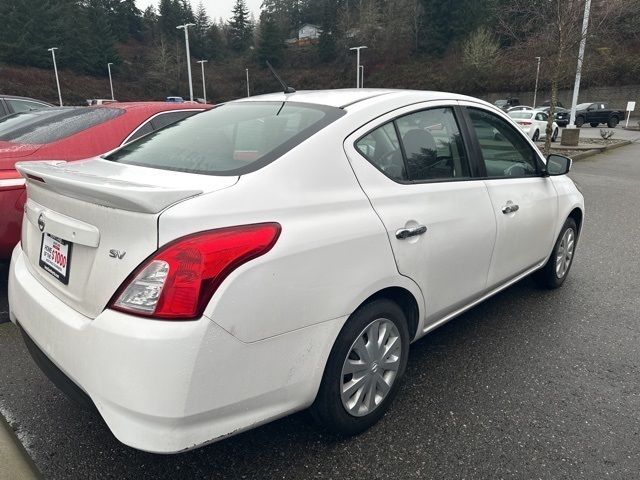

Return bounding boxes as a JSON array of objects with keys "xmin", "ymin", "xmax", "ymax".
[
  {"xmin": 355, "ymin": 107, "xmax": 470, "ymax": 182},
  {"xmin": 468, "ymin": 108, "xmax": 539, "ymax": 178},
  {"xmin": 106, "ymin": 102, "xmax": 344, "ymax": 175}
]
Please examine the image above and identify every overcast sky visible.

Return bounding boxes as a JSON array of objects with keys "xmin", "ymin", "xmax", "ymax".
[{"xmin": 136, "ymin": 0, "xmax": 262, "ymax": 22}]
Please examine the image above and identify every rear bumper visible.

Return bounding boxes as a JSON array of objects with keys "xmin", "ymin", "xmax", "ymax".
[{"xmin": 9, "ymin": 246, "xmax": 344, "ymax": 453}]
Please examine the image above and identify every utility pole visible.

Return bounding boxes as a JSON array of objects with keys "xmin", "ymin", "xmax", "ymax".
[
  {"xmin": 533, "ymin": 56, "xmax": 541, "ymax": 108},
  {"xmin": 176, "ymin": 23, "xmax": 196, "ymax": 102},
  {"xmin": 569, "ymin": 0, "xmax": 591, "ymax": 127},
  {"xmin": 196, "ymin": 60, "xmax": 208, "ymax": 103},
  {"xmin": 349, "ymin": 46, "xmax": 367, "ymax": 89},
  {"xmin": 48, "ymin": 47, "xmax": 62, "ymax": 106},
  {"xmin": 107, "ymin": 62, "xmax": 115, "ymax": 101},
  {"xmin": 246, "ymin": 68, "xmax": 250, "ymax": 97}
]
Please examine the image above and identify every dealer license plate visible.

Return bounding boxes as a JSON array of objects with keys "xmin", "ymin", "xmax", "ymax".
[{"xmin": 39, "ymin": 233, "xmax": 72, "ymax": 285}]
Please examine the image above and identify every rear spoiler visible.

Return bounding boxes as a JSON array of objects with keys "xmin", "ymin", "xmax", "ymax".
[{"xmin": 16, "ymin": 161, "xmax": 203, "ymax": 214}]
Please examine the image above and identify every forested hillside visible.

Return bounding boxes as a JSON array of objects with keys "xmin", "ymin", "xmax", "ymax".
[{"xmin": 0, "ymin": 0, "xmax": 638, "ymax": 104}]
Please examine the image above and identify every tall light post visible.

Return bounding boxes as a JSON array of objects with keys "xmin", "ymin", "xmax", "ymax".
[
  {"xmin": 48, "ymin": 47, "xmax": 62, "ymax": 106},
  {"xmin": 246, "ymin": 68, "xmax": 250, "ymax": 97},
  {"xmin": 533, "ymin": 56, "xmax": 541, "ymax": 108},
  {"xmin": 359, "ymin": 65, "xmax": 364, "ymax": 88},
  {"xmin": 176, "ymin": 23, "xmax": 196, "ymax": 102},
  {"xmin": 569, "ymin": 0, "xmax": 591, "ymax": 127},
  {"xmin": 196, "ymin": 60, "xmax": 208, "ymax": 103},
  {"xmin": 349, "ymin": 46, "xmax": 367, "ymax": 89},
  {"xmin": 107, "ymin": 62, "xmax": 115, "ymax": 101}
]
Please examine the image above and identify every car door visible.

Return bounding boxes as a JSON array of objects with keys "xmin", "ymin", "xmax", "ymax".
[
  {"xmin": 344, "ymin": 102, "xmax": 497, "ymax": 325},
  {"xmin": 461, "ymin": 105, "xmax": 558, "ymax": 288}
]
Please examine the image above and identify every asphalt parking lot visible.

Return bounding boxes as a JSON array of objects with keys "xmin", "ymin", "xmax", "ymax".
[{"xmin": 1, "ymin": 136, "xmax": 639, "ymax": 479}]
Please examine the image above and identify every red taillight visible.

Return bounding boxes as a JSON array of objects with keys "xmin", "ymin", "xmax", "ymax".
[{"xmin": 110, "ymin": 223, "xmax": 281, "ymax": 320}]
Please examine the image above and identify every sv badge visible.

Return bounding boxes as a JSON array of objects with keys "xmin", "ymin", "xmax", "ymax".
[{"xmin": 109, "ymin": 249, "xmax": 126, "ymax": 260}]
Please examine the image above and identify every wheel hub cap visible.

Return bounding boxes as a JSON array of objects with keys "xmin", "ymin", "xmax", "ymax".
[{"xmin": 340, "ymin": 318, "xmax": 402, "ymax": 417}]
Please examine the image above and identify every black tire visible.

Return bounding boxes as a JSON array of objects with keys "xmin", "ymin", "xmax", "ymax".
[
  {"xmin": 532, "ymin": 129, "xmax": 540, "ymax": 142},
  {"xmin": 551, "ymin": 128, "xmax": 559, "ymax": 142},
  {"xmin": 607, "ymin": 116, "xmax": 619, "ymax": 128},
  {"xmin": 575, "ymin": 116, "xmax": 585, "ymax": 127},
  {"xmin": 311, "ymin": 298, "xmax": 410, "ymax": 436},
  {"xmin": 589, "ymin": 122, "xmax": 599, "ymax": 128},
  {"xmin": 533, "ymin": 217, "xmax": 578, "ymax": 289}
]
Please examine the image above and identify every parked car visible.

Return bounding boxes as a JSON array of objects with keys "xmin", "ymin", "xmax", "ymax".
[
  {"xmin": 539, "ymin": 106, "xmax": 570, "ymax": 127},
  {"xmin": 507, "ymin": 105, "xmax": 533, "ymax": 112},
  {"xmin": 542, "ymin": 100, "xmax": 565, "ymax": 108},
  {"xmin": 8, "ymin": 89, "xmax": 583, "ymax": 454},
  {"xmin": 166, "ymin": 96, "xmax": 185, "ymax": 103},
  {"xmin": 509, "ymin": 110, "xmax": 559, "ymax": 141},
  {"xmin": 494, "ymin": 97, "xmax": 520, "ymax": 111},
  {"xmin": 574, "ymin": 102, "xmax": 625, "ymax": 128},
  {"xmin": 87, "ymin": 99, "xmax": 118, "ymax": 106},
  {"xmin": 0, "ymin": 102, "xmax": 210, "ymax": 259},
  {"xmin": 0, "ymin": 95, "xmax": 52, "ymax": 119}
]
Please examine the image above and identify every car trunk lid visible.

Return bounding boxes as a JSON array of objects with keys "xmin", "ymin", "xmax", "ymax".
[{"xmin": 15, "ymin": 158, "xmax": 238, "ymax": 318}]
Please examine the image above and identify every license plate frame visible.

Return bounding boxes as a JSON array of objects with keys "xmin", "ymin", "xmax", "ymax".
[{"xmin": 39, "ymin": 233, "xmax": 73, "ymax": 285}]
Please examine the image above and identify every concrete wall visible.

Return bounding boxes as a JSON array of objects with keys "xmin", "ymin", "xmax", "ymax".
[{"xmin": 482, "ymin": 84, "xmax": 640, "ymax": 122}]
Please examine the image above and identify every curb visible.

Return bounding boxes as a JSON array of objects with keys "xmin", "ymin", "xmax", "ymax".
[
  {"xmin": 0, "ymin": 415, "xmax": 41, "ymax": 480},
  {"xmin": 562, "ymin": 140, "xmax": 632, "ymax": 161}
]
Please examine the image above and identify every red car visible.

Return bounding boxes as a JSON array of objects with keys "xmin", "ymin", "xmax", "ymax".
[{"xmin": 0, "ymin": 102, "xmax": 210, "ymax": 259}]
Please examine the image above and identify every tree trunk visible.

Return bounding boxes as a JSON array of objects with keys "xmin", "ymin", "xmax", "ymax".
[{"xmin": 543, "ymin": 76, "xmax": 558, "ymax": 156}]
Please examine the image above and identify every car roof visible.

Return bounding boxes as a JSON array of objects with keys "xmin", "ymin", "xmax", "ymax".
[
  {"xmin": 233, "ymin": 88, "xmax": 488, "ymax": 109},
  {"xmin": 107, "ymin": 102, "xmax": 211, "ymax": 111}
]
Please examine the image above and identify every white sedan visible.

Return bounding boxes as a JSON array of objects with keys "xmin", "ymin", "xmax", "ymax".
[
  {"xmin": 9, "ymin": 89, "xmax": 584, "ymax": 453},
  {"xmin": 509, "ymin": 110, "xmax": 559, "ymax": 142}
]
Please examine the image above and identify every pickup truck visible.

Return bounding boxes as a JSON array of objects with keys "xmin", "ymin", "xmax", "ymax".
[{"xmin": 574, "ymin": 102, "xmax": 625, "ymax": 128}]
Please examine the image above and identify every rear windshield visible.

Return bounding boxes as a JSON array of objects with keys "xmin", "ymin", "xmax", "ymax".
[
  {"xmin": 494, "ymin": 100, "xmax": 507, "ymax": 106},
  {"xmin": 509, "ymin": 112, "xmax": 533, "ymax": 119},
  {"xmin": 105, "ymin": 101, "xmax": 345, "ymax": 176},
  {"xmin": 0, "ymin": 107, "xmax": 124, "ymax": 144}
]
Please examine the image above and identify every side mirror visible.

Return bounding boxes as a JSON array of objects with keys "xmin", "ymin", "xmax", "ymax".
[{"xmin": 546, "ymin": 154, "xmax": 572, "ymax": 175}]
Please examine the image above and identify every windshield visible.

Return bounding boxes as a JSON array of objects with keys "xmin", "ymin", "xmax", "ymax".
[
  {"xmin": 0, "ymin": 107, "xmax": 123, "ymax": 144},
  {"xmin": 509, "ymin": 112, "xmax": 533, "ymax": 119},
  {"xmin": 494, "ymin": 100, "xmax": 507, "ymax": 107},
  {"xmin": 106, "ymin": 101, "xmax": 345, "ymax": 176},
  {"xmin": 576, "ymin": 103, "xmax": 591, "ymax": 110}
]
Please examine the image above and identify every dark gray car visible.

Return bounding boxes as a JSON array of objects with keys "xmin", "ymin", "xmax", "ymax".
[{"xmin": 0, "ymin": 95, "xmax": 53, "ymax": 119}]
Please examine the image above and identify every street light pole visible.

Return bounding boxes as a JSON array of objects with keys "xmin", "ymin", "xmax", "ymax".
[
  {"xmin": 176, "ymin": 23, "xmax": 196, "ymax": 102},
  {"xmin": 349, "ymin": 46, "xmax": 367, "ymax": 88},
  {"xmin": 360, "ymin": 65, "xmax": 364, "ymax": 88},
  {"xmin": 196, "ymin": 60, "xmax": 208, "ymax": 103},
  {"xmin": 569, "ymin": 0, "xmax": 591, "ymax": 127},
  {"xmin": 246, "ymin": 68, "xmax": 250, "ymax": 97},
  {"xmin": 107, "ymin": 62, "xmax": 114, "ymax": 101},
  {"xmin": 48, "ymin": 47, "xmax": 62, "ymax": 106},
  {"xmin": 533, "ymin": 56, "xmax": 541, "ymax": 108}
]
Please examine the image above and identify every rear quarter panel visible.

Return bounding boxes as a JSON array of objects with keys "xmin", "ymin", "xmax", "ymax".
[{"xmin": 158, "ymin": 118, "xmax": 420, "ymax": 343}]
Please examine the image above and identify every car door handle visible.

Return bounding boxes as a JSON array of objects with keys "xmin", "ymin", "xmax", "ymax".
[
  {"xmin": 395, "ymin": 225, "xmax": 427, "ymax": 239},
  {"xmin": 502, "ymin": 204, "xmax": 520, "ymax": 214}
]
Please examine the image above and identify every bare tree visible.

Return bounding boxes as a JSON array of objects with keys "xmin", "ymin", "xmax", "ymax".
[{"xmin": 498, "ymin": 0, "xmax": 630, "ymax": 154}]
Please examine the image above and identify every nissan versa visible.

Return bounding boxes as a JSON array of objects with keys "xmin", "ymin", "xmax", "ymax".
[{"xmin": 8, "ymin": 89, "xmax": 584, "ymax": 453}]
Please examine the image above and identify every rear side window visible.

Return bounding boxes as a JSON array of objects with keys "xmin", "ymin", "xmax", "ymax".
[
  {"xmin": 355, "ymin": 107, "xmax": 470, "ymax": 182},
  {"xmin": 6, "ymin": 99, "xmax": 49, "ymax": 113},
  {"xmin": 106, "ymin": 102, "xmax": 345, "ymax": 175},
  {"xmin": 0, "ymin": 107, "xmax": 123, "ymax": 144}
]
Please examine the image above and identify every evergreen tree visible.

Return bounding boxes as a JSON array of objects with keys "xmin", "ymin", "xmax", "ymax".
[
  {"xmin": 257, "ymin": 13, "xmax": 284, "ymax": 66},
  {"xmin": 192, "ymin": 1, "xmax": 210, "ymax": 59},
  {"xmin": 317, "ymin": 0, "xmax": 337, "ymax": 63},
  {"xmin": 83, "ymin": 0, "xmax": 121, "ymax": 75},
  {"xmin": 228, "ymin": 0, "xmax": 253, "ymax": 52}
]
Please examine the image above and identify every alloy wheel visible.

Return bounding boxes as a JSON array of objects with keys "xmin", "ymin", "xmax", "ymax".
[
  {"xmin": 340, "ymin": 318, "xmax": 402, "ymax": 417},
  {"xmin": 555, "ymin": 228, "xmax": 575, "ymax": 279}
]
